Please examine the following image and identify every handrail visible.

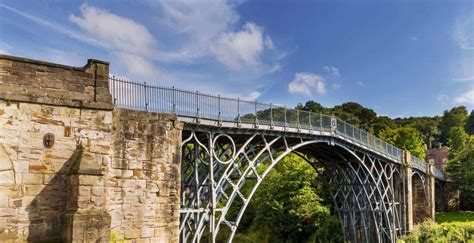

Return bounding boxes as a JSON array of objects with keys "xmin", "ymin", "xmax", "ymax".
[{"xmin": 109, "ymin": 76, "xmax": 429, "ymax": 167}]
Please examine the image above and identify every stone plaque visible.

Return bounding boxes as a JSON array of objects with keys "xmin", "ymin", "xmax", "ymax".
[{"xmin": 43, "ymin": 133, "xmax": 55, "ymax": 148}]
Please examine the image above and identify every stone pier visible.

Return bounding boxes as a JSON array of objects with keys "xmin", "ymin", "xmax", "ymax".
[{"xmin": 0, "ymin": 54, "xmax": 181, "ymax": 242}]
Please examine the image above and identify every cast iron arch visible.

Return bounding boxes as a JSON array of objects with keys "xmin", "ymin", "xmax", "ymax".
[{"xmin": 179, "ymin": 129, "xmax": 404, "ymax": 243}]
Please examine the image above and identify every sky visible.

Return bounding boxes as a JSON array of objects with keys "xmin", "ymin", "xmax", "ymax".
[{"xmin": 0, "ymin": 0, "xmax": 473, "ymax": 118}]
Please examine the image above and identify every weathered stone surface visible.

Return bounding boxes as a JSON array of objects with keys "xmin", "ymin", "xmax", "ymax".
[
  {"xmin": 0, "ymin": 54, "xmax": 113, "ymax": 110},
  {"xmin": 109, "ymin": 109, "xmax": 181, "ymax": 242},
  {"xmin": 0, "ymin": 55, "xmax": 181, "ymax": 242},
  {"xmin": 63, "ymin": 212, "xmax": 111, "ymax": 242}
]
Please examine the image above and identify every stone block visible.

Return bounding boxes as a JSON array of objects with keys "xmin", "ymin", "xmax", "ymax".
[
  {"xmin": 0, "ymin": 171, "xmax": 15, "ymax": 186},
  {"xmin": 21, "ymin": 173, "xmax": 42, "ymax": 185},
  {"xmin": 124, "ymin": 227, "xmax": 141, "ymax": 239},
  {"xmin": 24, "ymin": 185, "xmax": 44, "ymax": 196},
  {"xmin": 62, "ymin": 212, "xmax": 111, "ymax": 242}
]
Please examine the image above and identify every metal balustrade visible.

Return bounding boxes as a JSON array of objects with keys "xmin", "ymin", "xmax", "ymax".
[
  {"xmin": 109, "ymin": 76, "xmax": 445, "ymax": 178},
  {"xmin": 411, "ymin": 155, "xmax": 427, "ymax": 173}
]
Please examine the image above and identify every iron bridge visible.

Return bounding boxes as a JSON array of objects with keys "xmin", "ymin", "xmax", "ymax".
[{"xmin": 110, "ymin": 77, "xmax": 446, "ymax": 243}]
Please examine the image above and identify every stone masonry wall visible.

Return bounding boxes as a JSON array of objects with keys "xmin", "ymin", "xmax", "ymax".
[
  {"xmin": 0, "ymin": 55, "xmax": 182, "ymax": 242},
  {"xmin": 109, "ymin": 109, "xmax": 181, "ymax": 242},
  {"xmin": 0, "ymin": 100, "xmax": 112, "ymax": 241}
]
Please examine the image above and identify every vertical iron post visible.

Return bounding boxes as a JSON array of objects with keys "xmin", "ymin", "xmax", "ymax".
[
  {"xmin": 172, "ymin": 86, "xmax": 176, "ymax": 114},
  {"xmin": 144, "ymin": 82, "xmax": 148, "ymax": 111},
  {"xmin": 270, "ymin": 103, "xmax": 274, "ymax": 128}
]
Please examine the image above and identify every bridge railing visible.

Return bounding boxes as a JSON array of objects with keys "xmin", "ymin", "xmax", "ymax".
[
  {"xmin": 411, "ymin": 155, "xmax": 427, "ymax": 173},
  {"xmin": 110, "ymin": 76, "xmax": 415, "ymax": 163}
]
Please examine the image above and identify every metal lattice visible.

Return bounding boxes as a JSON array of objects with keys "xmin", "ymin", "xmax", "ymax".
[{"xmin": 179, "ymin": 128, "xmax": 407, "ymax": 243}]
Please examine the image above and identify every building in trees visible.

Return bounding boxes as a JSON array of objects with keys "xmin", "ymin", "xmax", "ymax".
[{"xmin": 426, "ymin": 145, "xmax": 449, "ymax": 172}]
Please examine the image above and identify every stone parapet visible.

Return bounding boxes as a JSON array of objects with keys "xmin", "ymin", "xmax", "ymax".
[{"xmin": 0, "ymin": 54, "xmax": 113, "ymax": 110}]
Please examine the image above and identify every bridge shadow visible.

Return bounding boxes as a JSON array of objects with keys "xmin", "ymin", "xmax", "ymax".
[{"xmin": 25, "ymin": 146, "xmax": 82, "ymax": 242}]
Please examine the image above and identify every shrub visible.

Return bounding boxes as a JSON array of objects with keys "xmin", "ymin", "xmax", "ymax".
[{"xmin": 398, "ymin": 221, "xmax": 474, "ymax": 242}]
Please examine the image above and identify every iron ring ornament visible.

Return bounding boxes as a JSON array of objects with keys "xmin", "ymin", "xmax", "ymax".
[{"xmin": 212, "ymin": 134, "xmax": 236, "ymax": 165}]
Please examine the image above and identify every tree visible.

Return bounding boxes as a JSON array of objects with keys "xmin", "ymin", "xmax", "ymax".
[
  {"xmin": 233, "ymin": 153, "xmax": 342, "ymax": 242},
  {"xmin": 439, "ymin": 106, "xmax": 468, "ymax": 144},
  {"xmin": 333, "ymin": 102, "xmax": 377, "ymax": 130},
  {"xmin": 379, "ymin": 127, "xmax": 426, "ymax": 158},
  {"xmin": 301, "ymin": 100, "xmax": 329, "ymax": 114},
  {"xmin": 447, "ymin": 127, "xmax": 468, "ymax": 155},
  {"xmin": 465, "ymin": 110, "xmax": 474, "ymax": 135},
  {"xmin": 369, "ymin": 116, "xmax": 397, "ymax": 136},
  {"xmin": 445, "ymin": 126, "xmax": 474, "ymax": 210}
]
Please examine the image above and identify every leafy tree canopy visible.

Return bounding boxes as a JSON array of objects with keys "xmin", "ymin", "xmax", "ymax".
[
  {"xmin": 439, "ymin": 106, "xmax": 469, "ymax": 144},
  {"xmin": 465, "ymin": 111, "xmax": 474, "ymax": 135},
  {"xmin": 379, "ymin": 127, "xmax": 426, "ymax": 158}
]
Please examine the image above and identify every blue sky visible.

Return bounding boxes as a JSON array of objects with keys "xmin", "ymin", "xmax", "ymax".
[{"xmin": 0, "ymin": 0, "xmax": 472, "ymax": 118}]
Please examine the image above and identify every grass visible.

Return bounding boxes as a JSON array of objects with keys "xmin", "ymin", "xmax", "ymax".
[{"xmin": 436, "ymin": 211, "xmax": 474, "ymax": 223}]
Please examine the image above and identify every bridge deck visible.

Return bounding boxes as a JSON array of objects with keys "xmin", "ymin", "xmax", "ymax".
[{"xmin": 109, "ymin": 76, "xmax": 446, "ymax": 180}]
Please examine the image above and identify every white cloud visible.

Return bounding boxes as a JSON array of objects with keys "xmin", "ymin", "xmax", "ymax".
[
  {"xmin": 241, "ymin": 91, "xmax": 262, "ymax": 101},
  {"xmin": 332, "ymin": 83, "xmax": 341, "ymax": 90},
  {"xmin": 265, "ymin": 36, "xmax": 274, "ymax": 49},
  {"xmin": 288, "ymin": 72, "xmax": 326, "ymax": 96},
  {"xmin": 70, "ymin": 4, "xmax": 156, "ymax": 57},
  {"xmin": 454, "ymin": 13, "xmax": 474, "ymax": 50},
  {"xmin": 322, "ymin": 66, "xmax": 340, "ymax": 78},
  {"xmin": 113, "ymin": 52, "xmax": 160, "ymax": 80},
  {"xmin": 0, "ymin": 49, "xmax": 10, "ymax": 55},
  {"xmin": 437, "ymin": 94, "xmax": 449, "ymax": 104},
  {"xmin": 211, "ymin": 22, "xmax": 271, "ymax": 70},
  {"xmin": 1, "ymin": 3, "xmax": 161, "ymax": 80},
  {"xmin": 356, "ymin": 81, "xmax": 364, "ymax": 86},
  {"xmin": 159, "ymin": 0, "xmax": 278, "ymax": 71},
  {"xmin": 68, "ymin": 4, "xmax": 161, "ymax": 80},
  {"xmin": 160, "ymin": 0, "xmax": 238, "ymax": 45},
  {"xmin": 2, "ymin": 1, "xmax": 282, "ymax": 99},
  {"xmin": 0, "ymin": 3, "xmax": 103, "ymax": 47},
  {"xmin": 454, "ymin": 89, "xmax": 474, "ymax": 105},
  {"xmin": 453, "ymin": 76, "xmax": 474, "ymax": 82}
]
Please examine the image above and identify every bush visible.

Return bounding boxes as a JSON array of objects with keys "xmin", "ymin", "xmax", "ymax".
[{"xmin": 398, "ymin": 221, "xmax": 474, "ymax": 242}]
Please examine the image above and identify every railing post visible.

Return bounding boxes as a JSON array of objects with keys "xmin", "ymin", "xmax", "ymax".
[
  {"xmin": 343, "ymin": 120, "xmax": 347, "ymax": 137},
  {"xmin": 284, "ymin": 106, "xmax": 288, "ymax": 129},
  {"xmin": 254, "ymin": 100, "xmax": 259, "ymax": 128},
  {"xmin": 172, "ymin": 86, "xmax": 176, "ymax": 114},
  {"xmin": 111, "ymin": 76, "xmax": 117, "ymax": 105},
  {"xmin": 319, "ymin": 113, "xmax": 323, "ymax": 132},
  {"xmin": 330, "ymin": 115, "xmax": 337, "ymax": 135},
  {"xmin": 196, "ymin": 91, "xmax": 200, "ymax": 123},
  {"xmin": 144, "ymin": 82, "xmax": 148, "ymax": 111},
  {"xmin": 297, "ymin": 109, "xmax": 301, "ymax": 131},
  {"xmin": 218, "ymin": 95, "xmax": 222, "ymax": 126},
  {"xmin": 352, "ymin": 125, "xmax": 355, "ymax": 142},
  {"xmin": 270, "ymin": 103, "xmax": 274, "ymax": 129},
  {"xmin": 237, "ymin": 98, "xmax": 241, "ymax": 127},
  {"xmin": 308, "ymin": 112, "xmax": 312, "ymax": 132}
]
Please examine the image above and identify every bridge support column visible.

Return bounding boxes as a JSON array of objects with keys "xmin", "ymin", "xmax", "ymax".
[
  {"xmin": 426, "ymin": 160, "xmax": 436, "ymax": 221},
  {"xmin": 402, "ymin": 150, "xmax": 414, "ymax": 233}
]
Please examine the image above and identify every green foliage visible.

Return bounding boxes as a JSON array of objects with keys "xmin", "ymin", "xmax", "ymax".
[
  {"xmin": 446, "ymin": 129, "xmax": 474, "ymax": 209},
  {"xmin": 232, "ymin": 153, "xmax": 342, "ymax": 242},
  {"xmin": 439, "ymin": 106, "xmax": 469, "ymax": 144},
  {"xmin": 448, "ymin": 127, "xmax": 468, "ymax": 155},
  {"xmin": 332, "ymin": 102, "xmax": 377, "ymax": 130},
  {"xmin": 379, "ymin": 127, "xmax": 426, "ymax": 158},
  {"xmin": 393, "ymin": 116, "xmax": 441, "ymax": 149},
  {"xmin": 436, "ymin": 211, "xmax": 474, "ymax": 223},
  {"xmin": 398, "ymin": 221, "xmax": 474, "ymax": 242},
  {"xmin": 466, "ymin": 111, "xmax": 474, "ymax": 135},
  {"xmin": 369, "ymin": 116, "xmax": 397, "ymax": 136},
  {"xmin": 301, "ymin": 100, "xmax": 330, "ymax": 114}
]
